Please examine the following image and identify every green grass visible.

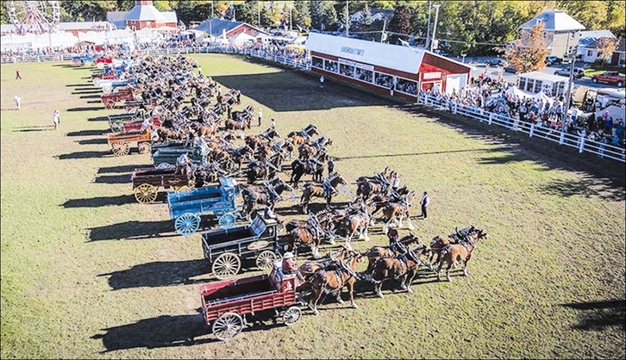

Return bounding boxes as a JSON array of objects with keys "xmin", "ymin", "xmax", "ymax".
[
  {"xmin": 1, "ymin": 55, "xmax": 625, "ymax": 359},
  {"xmin": 584, "ymin": 68, "xmax": 626, "ymax": 77}
]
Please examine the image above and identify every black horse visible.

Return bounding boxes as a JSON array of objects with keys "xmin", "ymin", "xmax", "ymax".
[{"xmin": 290, "ymin": 158, "xmax": 324, "ymax": 187}]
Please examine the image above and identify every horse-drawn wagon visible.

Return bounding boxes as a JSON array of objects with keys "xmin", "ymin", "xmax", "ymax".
[
  {"xmin": 106, "ymin": 129, "xmax": 152, "ymax": 156},
  {"xmin": 152, "ymin": 145, "xmax": 208, "ymax": 168},
  {"xmin": 131, "ymin": 167, "xmax": 194, "ymax": 204},
  {"xmin": 200, "ymin": 271, "xmax": 303, "ymax": 340},
  {"xmin": 201, "ymin": 214, "xmax": 281, "ymax": 279},
  {"xmin": 107, "ymin": 112, "xmax": 143, "ymax": 132},
  {"xmin": 167, "ymin": 177, "xmax": 243, "ymax": 236},
  {"xmin": 101, "ymin": 88, "xmax": 135, "ymax": 110}
]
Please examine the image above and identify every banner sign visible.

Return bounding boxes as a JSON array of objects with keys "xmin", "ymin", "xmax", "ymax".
[
  {"xmin": 340, "ymin": 46, "xmax": 364, "ymax": 57},
  {"xmin": 422, "ymin": 71, "xmax": 442, "ymax": 80}
]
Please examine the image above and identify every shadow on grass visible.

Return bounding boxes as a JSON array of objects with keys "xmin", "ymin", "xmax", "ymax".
[
  {"xmin": 88, "ymin": 219, "xmax": 176, "ymax": 241},
  {"xmin": 77, "ymin": 138, "xmax": 108, "ymax": 145},
  {"xmin": 66, "ymin": 129, "xmax": 104, "ymax": 137},
  {"xmin": 67, "ymin": 106, "xmax": 103, "ymax": 112},
  {"xmin": 91, "ymin": 313, "xmax": 217, "ymax": 352},
  {"xmin": 402, "ymin": 104, "xmax": 626, "ymax": 197},
  {"xmin": 13, "ymin": 126, "xmax": 56, "ymax": 132},
  {"xmin": 80, "ymin": 94, "xmax": 102, "ymax": 99},
  {"xmin": 98, "ymin": 164, "xmax": 147, "ymax": 174},
  {"xmin": 92, "ymin": 174, "xmax": 131, "ymax": 184},
  {"xmin": 561, "ymin": 299, "xmax": 625, "ymax": 331},
  {"xmin": 57, "ymin": 150, "xmax": 110, "ymax": 160},
  {"xmin": 65, "ymin": 83, "xmax": 88, "ymax": 87},
  {"xmin": 87, "ymin": 116, "xmax": 109, "ymax": 122},
  {"xmin": 73, "ymin": 87, "xmax": 101, "ymax": 91},
  {"xmin": 72, "ymin": 90, "xmax": 102, "ymax": 95},
  {"xmin": 538, "ymin": 178, "xmax": 625, "ymax": 202},
  {"xmin": 335, "ymin": 148, "xmax": 490, "ymax": 161},
  {"xmin": 99, "ymin": 259, "xmax": 211, "ymax": 290},
  {"xmin": 62, "ymin": 195, "xmax": 135, "ymax": 208}
]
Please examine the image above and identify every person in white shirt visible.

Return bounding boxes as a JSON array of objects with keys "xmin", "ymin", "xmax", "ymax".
[
  {"xmin": 419, "ymin": 191, "xmax": 430, "ymax": 219},
  {"xmin": 14, "ymin": 95, "xmax": 21, "ymax": 110},
  {"xmin": 176, "ymin": 152, "xmax": 191, "ymax": 175},
  {"xmin": 257, "ymin": 108, "xmax": 263, "ymax": 127},
  {"xmin": 319, "ymin": 75, "xmax": 324, "ymax": 88},
  {"xmin": 53, "ymin": 110, "xmax": 60, "ymax": 130}
]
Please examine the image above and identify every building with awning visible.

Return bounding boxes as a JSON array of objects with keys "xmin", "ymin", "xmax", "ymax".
[
  {"xmin": 106, "ymin": 0, "xmax": 177, "ymax": 31},
  {"xmin": 305, "ymin": 32, "xmax": 472, "ymax": 100}
]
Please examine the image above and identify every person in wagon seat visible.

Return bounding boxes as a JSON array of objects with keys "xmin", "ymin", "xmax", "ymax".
[{"xmin": 282, "ymin": 252, "xmax": 297, "ymax": 275}]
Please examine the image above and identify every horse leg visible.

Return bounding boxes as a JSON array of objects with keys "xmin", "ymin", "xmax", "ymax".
[
  {"xmin": 348, "ymin": 281, "xmax": 357, "ymax": 309},
  {"xmin": 363, "ymin": 225, "xmax": 370, "ymax": 242},
  {"xmin": 374, "ymin": 277, "xmax": 384, "ymax": 298},
  {"xmin": 397, "ymin": 214, "xmax": 404, "ymax": 228},
  {"xmin": 309, "ymin": 287, "xmax": 322, "ymax": 316},
  {"xmin": 462, "ymin": 253, "xmax": 472, "ymax": 277},
  {"xmin": 405, "ymin": 212, "xmax": 415, "ymax": 231},
  {"xmin": 335, "ymin": 287, "xmax": 344, "ymax": 304},
  {"xmin": 436, "ymin": 259, "xmax": 445, "ymax": 282}
]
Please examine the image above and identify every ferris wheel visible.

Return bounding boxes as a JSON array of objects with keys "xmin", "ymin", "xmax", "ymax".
[{"xmin": 6, "ymin": 1, "xmax": 61, "ymax": 35}]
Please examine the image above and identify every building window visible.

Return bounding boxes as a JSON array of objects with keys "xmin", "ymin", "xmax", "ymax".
[
  {"xmin": 339, "ymin": 63, "xmax": 355, "ymax": 78},
  {"xmin": 533, "ymin": 80, "xmax": 542, "ymax": 93},
  {"xmin": 396, "ymin": 77, "xmax": 418, "ymax": 95},
  {"xmin": 374, "ymin": 72, "xmax": 393, "ymax": 88},
  {"xmin": 519, "ymin": 78, "xmax": 526, "ymax": 90},
  {"xmin": 312, "ymin": 56, "xmax": 323, "ymax": 69},
  {"xmin": 587, "ymin": 50, "xmax": 593, "ymax": 56},
  {"xmin": 324, "ymin": 59, "xmax": 338, "ymax": 73},
  {"xmin": 354, "ymin": 67, "xmax": 373, "ymax": 83}
]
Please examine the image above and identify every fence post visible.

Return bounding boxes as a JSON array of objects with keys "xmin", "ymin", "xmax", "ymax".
[
  {"xmin": 529, "ymin": 123, "xmax": 535, "ymax": 138},
  {"xmin": 453, "ymin": 103, "xmax": 458, "ymax": 114},
  {"xmin": 578, "ymin": 135, "xmax": 585, "ymax": 153},
  {"xmin": 559, "ymin": 131, "xmax": 565, "ymax": 145},
  {"xmin": 513, "ymin": 116, "xmax": 519, "ymax": 131},
  {"xmin": 488, "ymin": 113, "xmax": 493, "ymax": 125}
]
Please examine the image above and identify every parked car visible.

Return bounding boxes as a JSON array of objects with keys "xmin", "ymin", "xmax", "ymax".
[
  {"xmin": 591, "ymin": 71, "xmax": 626, "ymax": 87},
  {"xmin": 485, "ymin": 58, "xmax": 507, "ymax": 66},
  {"xmin": 545, "ymin": 56, "xmax": 563, "ymax": 65},
  {"xmin": 554, "ymin": 67, "xmax": 585, "ymax": 79},
  {"xmin": 503, "ymin": 65, "xmax": 518, "ymax": 74}
]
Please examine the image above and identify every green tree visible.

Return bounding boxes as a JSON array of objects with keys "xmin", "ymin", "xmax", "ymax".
[
  {"xmin": 310, "ymin": 0, "xmax": 325, "ymax": 30},
  {"xmin": 361, "ymin": 3, "xmax": 372, "ymax": 26},
  {"xmin": 153, "ymin": 0, "xmax": 171, "ymax": 11},
  {"xmin": 322, "ymin": 1, "xmax": 338, "ymax": 31},
  {"xmin": 387, "ymin": 4, "xmax": 413, "ymax": 44},
  {"xmin": 595, "ymin": 37, "xmax": 619, "ymax": 67},
  {"xmin": 61, "ymin": 0, "xmax": 116, "ymax": 21},
  {"xmin": 115, "ymin": 0, "xmax": 134, "ymax": 11},
  {"xmin": 336, "ymin": 2, "xmax": 349, "ymax": 32},
  {"xmin": 237, "ymin": 0, "xmax": 260, "ymax": 25},
  {"xmin": 293, "ymin": 0, "xmax": 311, "ymax": 30},
  {"xmin": 504, "ymin": 22, "xmax": 549, "ymax": 73}
]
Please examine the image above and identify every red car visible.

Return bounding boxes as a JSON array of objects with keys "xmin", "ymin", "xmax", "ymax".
[{"xmin": 591, "ymin": 71, "xmax": 625, "ymax": 87}]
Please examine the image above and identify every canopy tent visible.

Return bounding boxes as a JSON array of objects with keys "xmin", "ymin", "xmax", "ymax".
[{"xmin": 595, "ymin": 105, "xmax": 626, "ymax": 121}]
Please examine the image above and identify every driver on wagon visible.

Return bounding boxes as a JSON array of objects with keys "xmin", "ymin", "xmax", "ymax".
[{"xmin": 282, "ymin": 252, "xmax": 297, "ymax": 275}]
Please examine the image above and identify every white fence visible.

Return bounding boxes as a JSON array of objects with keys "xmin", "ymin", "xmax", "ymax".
[{"xmin": 417, "ymin": 93, "xmax": 626, "ymax": 163}]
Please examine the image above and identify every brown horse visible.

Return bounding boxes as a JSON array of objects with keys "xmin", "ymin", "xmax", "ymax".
[
  {"xmin": 240, "ymin": 177, "xmax": 294, "ymax": 219},
  {"xmin": 381, "ymin": 191, "xmax": 416, "ymax": 233},
  {"xmin": 427, "ymin": 226, "xmax": 476, "ymax": 269},
  {"xmin": 295, "ymin": 245, "xmax": 357, "ymax": 287},
  {"xmin": 305, "ymin": 252, "xmax": 364, "ymax": 315},
  {"xmin": 342, "ymin": 202, "xmax": 377, "ymax": 249},
  {"xmin": 368, "ymin": 244, "xmax": 432, "ymax": 297},
  {"xmin": 300, "ymin": 171, "xmax": 349, "ymax": 214},
  {"xmin": 287, "ymin": 124, "xmax": 321, "ymax": 146},
  {"xmin": 436, "ymin": 228, "xmax": 488, "ymax": 282},
  {"xmin": 363, "ymin": 233, "xmax": 422, "ymax": 273},
  {"xmin": 283, "ymin": 222, "xmax": 324, "ymax": 259},
  {"xmin": 367, "ymin": 185, "xmax": 410, "ymax": 217}
]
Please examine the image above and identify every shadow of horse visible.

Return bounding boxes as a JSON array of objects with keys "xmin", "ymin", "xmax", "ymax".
[
  {"xmin": 87, "ymin": 220, "xmax": 176, "ymax": 241},
  {"xmin": 57, "ymin": 150, "xmax": 110, "ymax": 160},
  {"xmin": 66, "ymin": 130, "xmax": 104, "ymax": 137},
  {"xmin": 13, "ymin": 126, "xmax": 55, "ymax": 132},
  {"xmin": 92, "ymin": 174, "xmax": 131, "ymax": 184},
  {"xmin": 62, "ymin": 195, "xmax": 136, "ymax": 208},
  {"xmin": 98, "ymin": 259, "xmax": 211, "ymax": 290},
  {"xmin": 561, "ymin": 299, "xmax": 625, "ymax": 331},
  {"xmin": 87, "ymin": 116, "xmax": 109, "ymax": 122},
  {"xmin": 72, "ymin": 90, "xmax": 103, "ymax": 95},
  {"xmin": 81, "ymin": 94, "xmax": 102, "ymax": 99},
  {"xmin": 90, "ymin": 313, "xmax": 216, "ymax": 353},
  {"xmin": 78, "ymin": 138, "xmax": 108, "ymax": 145}
]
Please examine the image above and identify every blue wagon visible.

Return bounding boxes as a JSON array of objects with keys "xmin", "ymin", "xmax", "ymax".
[
  {"xmin": 167, "ymin": 177, "xmax": 243, "ymax": 236},
  {"xmin": 152, "ymin": 145, "xmax": 208, "ymax": 169}
]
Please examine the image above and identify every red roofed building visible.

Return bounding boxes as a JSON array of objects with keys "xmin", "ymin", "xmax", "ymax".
[{"xmin": 107, "ymin": 0, "xmax": 177, "ymax": 30}]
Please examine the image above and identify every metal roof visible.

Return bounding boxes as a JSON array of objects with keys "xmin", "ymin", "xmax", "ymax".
[
  {"xmin": 518, "ymin": 71, "xmax": 570, "ymax": 83},
  {"xmin": 519, "ymin": 9, "xmax": 585, "ymax": 32},
  {"xmin": 124, "ymin": 4, "xmax": 166, "ymax": 21}
]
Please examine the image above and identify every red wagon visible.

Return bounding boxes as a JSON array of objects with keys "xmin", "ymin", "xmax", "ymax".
[
  {"xmin": 200, "ymin": 272, "xmax": 304, "ymax": 340},
  {"xmin": 101, "ymin": 88, "xmax": 135, "ymax": 109}
]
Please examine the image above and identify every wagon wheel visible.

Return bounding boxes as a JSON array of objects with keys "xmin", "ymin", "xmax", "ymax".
[
  {"xmin": 96, "ymin": 62, "xmax": 105, "ymax": 70},
  {"xmin": 255, "ymin": 250, "xmax": 277, "ymax": 270},
  {"xmin": 157, "ymin": 163, "xmax": 175, "ymax": 170},
  {"xmin": 174, "ymin": 213, "xmax": 201, "ymax": 236},
  {"xmin": 138, "ymin": 142, "xmax": 151, "ymax": 154},
  {"xmin": 218, "ymin": 213, "xmax": 237, "ymax": 229},
  {"xmin": 102, "ymin": 86, "xmax": 112, "ymax": 93},
  {"xmin": 212, "ymin": 253, "xmax": 241, "ymax": 279},
  {"xmin": 282, "ymin": 306, "xmax": 302, "ymax": 326},
  {"xmin": 134, "ymin": 183, "xmax": 158, "ymax": 204},
  {"xmin": 111, "ymin": 142, "xmax": 130, "ymax": 156},
  {"xmin": 105, "ymin": 100, "xmax": 115, "ymax": 109},
  {"xmin": 212, "ymin": 312, "xmax": 243, "ymax": 341},
  {"xmin": 173, "ymin": 185, "xmax": 191, "ymax": 192}
]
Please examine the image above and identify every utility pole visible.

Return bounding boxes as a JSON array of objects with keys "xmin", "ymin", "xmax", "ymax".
[
  {"xmin": 289, "ymin": 6, "xmax": 293, "ymax": 31},
  {"xmin": 425, "ymin": 0, "xmax": 432, "ymax": 49},
  {"xmin": 345, "ymin": 0, "xmax": 349, "ymax": 36},
  {"xmin": 561, "ymin": 58, "xmax": 576, "ymax": 132},
  {"xmin": 258, "ymin": 1, "xmax": 261, "ymax": 26},
  {"xmin": 381, "ymin": 19, "xmax": 387, "ymax": 43},
  {"xmin": 430, "ymin": 4, "xmax": 441, "ymax": 52}
]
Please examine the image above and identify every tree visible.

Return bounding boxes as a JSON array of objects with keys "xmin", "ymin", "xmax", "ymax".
[
  {"xmin": 60, "ymin": 0, "xmax": 116, "ymax": 21},
  {"xmin": 237, "ymin": 0, "xmax": 260, "ymax": 25},
  {"xmin": 504, "ymin": 23, "xmax": 550, "ymax": 73},
  {"xmin": 293, "ymin": 0, "xmax": 311, "ymax": 30},
  {"xmin": 595, "ymin": 37, "xmax": 619, "ymax": 67},
  {"xmin": 310, "ymin": 0, "xmax": 325, "ymax": 30},
  {"xmin": 361, "ymin": 3, "xmax": 372, "ymax": 26},
  {"xmin": 322, "ymin": 1, "xmax": 338, "ymax": 31},
  {"xmin": 336, "ymin": 2, "xmax": 349, "ymax": 33},
  {"xmin": 387, "ymin": 4, "xmax": 413, "ymax": 44}
]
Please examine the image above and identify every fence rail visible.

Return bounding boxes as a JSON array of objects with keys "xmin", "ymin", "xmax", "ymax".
[{"xmin": 417, "ymin": 93, "xmax": 626, "ymax": 163}]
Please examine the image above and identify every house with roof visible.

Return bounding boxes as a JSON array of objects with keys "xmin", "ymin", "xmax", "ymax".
[
  {"xmin": 577, "ymin": 30, "xmax": 617, "ymax": 63},
  {"xmin": 350, "ymin": 9, "xmax": 394, "ymax": 25},
  {"xmin": 518, "ymin": 9, "xmax": 585, "ymax": 59},
  {"xmin": 106, "ymin": 0, "xmax": 177, "ymax": 31},
  {"xmin": 194, "ymin": 18, "xmax": 270, "ymax": 44}
]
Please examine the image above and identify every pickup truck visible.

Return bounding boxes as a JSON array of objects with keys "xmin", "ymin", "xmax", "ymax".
[
  {"xmin": 591, "ymin": 71, "xmax": 625, "ymax": 87},
  {"xmin": 201, "ymin": 214, "xmax": 282, "ymax": 279}
]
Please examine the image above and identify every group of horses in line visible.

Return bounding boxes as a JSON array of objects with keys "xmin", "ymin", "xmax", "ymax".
[{"xmin": 288, "ymin": 225, "xmax": 489, "ymax": 315}]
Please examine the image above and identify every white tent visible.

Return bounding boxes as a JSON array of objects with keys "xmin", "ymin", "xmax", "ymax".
[
  {"xmin": 229, "ymin": 32, "xmax": 255, "ymax": 47},
  {"xmin": 596, "ymin": 105, "xmax": 626, "ymax": 121}
]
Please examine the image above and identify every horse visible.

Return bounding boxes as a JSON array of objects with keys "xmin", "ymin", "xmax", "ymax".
[
  {"xmin": 245, "ymin": 128, "xmax": 281, "ymax": 151},
  {"xmin": 368, "ymin": 244, "xmax": 432, "ymax": 297},
  {"xmin": 240, "ymin": 177, "xmax": 294, "ymax": 220},
  {"xmin": 283, "ymin": 219, "xmax": 325, "ymax": 259},
  {"xmin": 363, "ymin": 233, "xmax": 423, "ymax": 273},
  {"xmin": 356, "ymin": 166, "xmax": 392, "ymax": 185},
  {"xmin": 380, "ymin": 191, "xmax": 416, "ymax": 233},
  {"xmin": 436, "ymin": 227, "xmax": 488, "ymax": 282},
  {"xmin": 290, "ymin": 158, "xmax": 325, "ymax": 186},
  {"xmin": 427, "ymin": 226, "xmax": 477, "ymax": 269},
  {"xmin": 367, "ymin": 186, "xmax": 410, "ymax": 217},
  {"xmin": 304, "ymin": 252, "xmax": 364, "ymax": 315},
  {"xmin": 287, "ymin": 124, "xmax": 321, "ymax": 146},
  {"xmin": 300, "ymin": 172, "xmax": 349, "ymax": 214},
  {"xmin": 295, "ymin": 245, "xmax": 357, "ymax": 287},
  {"xmin": 342, "ymin": 202, "xmax": 377, "ymax": 249}
]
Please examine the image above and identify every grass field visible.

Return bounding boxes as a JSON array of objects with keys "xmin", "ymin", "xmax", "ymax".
[{"xmin": 1, "ymin": 54, "xmax": 625, "ymax": 359}]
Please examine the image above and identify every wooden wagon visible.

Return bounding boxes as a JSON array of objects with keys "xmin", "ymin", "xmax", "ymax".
[
  {"xmin": 152, "ymin": 146, "xmax": 208, "ymax": 168},
  {"xmin": 167, "ymin": 177, "xmax": 242, "ymax": 236},
  {"xmin": 106, "ymin": 129, "xmax": 152, "ymax": 156},
  {"xmin": 107, "ymin": 112, "xmax": 143, "ymax": 133},
  {"xmin": 201, "ymin": 214, "xmax": 281, "ymax": 279},
  {"xmin": 200, "ymin": 272, "xmax": 303, "ymax": 340},
  {"xmin": 124, "ymin": 99, "xmax": 156, "ymax": 112},
  {"xmin": 131, "ymin": 167, "xmax": 194, "ymax": 204},
  {"xmin": 101, "ymin": 88, "xmax": 135, "ymax": 110}
]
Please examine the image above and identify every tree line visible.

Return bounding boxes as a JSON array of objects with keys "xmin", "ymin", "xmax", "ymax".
[{"xmin": 1, "ymin": 1, "xmax": 623, "ymax": 57}]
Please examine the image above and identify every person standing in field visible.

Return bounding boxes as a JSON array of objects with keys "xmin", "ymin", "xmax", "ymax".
[
  {"xmin": 257, "ymin": 108, "xmax": 263, "ymax": 127},
  {"xmin": 419, "ymin": 191, "xmax": 430, "ymax": 219},
  {"xmin": 53, "ymin": 110, "xmax": 60, "ymax": 130},
  {"xmin": 16, "ymin": 69, "xmax": 22, "ymax": 80},
  {"xmin": 14, "ymin": 95, "xmax": 21, "ymax": 110}
]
